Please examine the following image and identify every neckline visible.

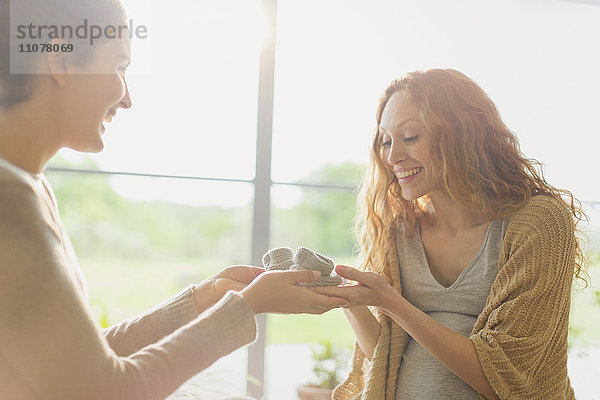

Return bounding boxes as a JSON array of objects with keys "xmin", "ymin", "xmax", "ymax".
[
  {"xmin": 0, "ymin": 155, "xmax": 42, "ymax": 182},
  {"xmin": 416, "ymin": 221, "xmax": 495, "ymax": 291}
]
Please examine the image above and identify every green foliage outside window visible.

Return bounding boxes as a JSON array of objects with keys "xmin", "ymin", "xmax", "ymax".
[{"xmin": 46, "ymin": 156, "xmax": 599, "ymax": 347}]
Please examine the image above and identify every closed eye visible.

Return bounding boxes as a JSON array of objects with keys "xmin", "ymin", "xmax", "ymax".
[
  {"xmin": 380, "ymin": 133, "xmax": 392, "ymax": 148},
  {"xmin": 404, "ymin": 136, "xmax": 418, "ymax": 143}
]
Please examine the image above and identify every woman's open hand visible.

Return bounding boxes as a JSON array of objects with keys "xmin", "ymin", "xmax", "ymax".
[
  {"xmin": 309, "ymin": 265, "xmax": 401, "ymax": 313},
  {"xmin": 210, "ymin": 265, "xmax": 265, "ymax": 295},
  {"xmin": 240, "ymin": 269, "xmax": 350, "ymax": 315},
  {"xmin": 194, "ymin": 265, "xmax": 265, "ymax": 313}
]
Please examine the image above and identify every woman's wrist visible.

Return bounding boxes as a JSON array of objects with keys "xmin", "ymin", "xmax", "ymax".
[
  {"xmin": 192, "ymin": 281, "xmax": 218, "ymax": 314},
  {"xmin": 239, "ymin": 287, "xmax": 262, "ymax": 315},
  {"xmin": 378, "ymin": 293, "xmax": 409, "ymax": 321},
  {"xmin": 343, "ymin": 305, "xmax": 370, "ymax": 317}
]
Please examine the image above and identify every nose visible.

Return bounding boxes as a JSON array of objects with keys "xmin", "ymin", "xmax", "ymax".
[
  {"xmin": 386, "ymin": 140, "xmax": 408, "ymax": 166},
  {"xmin": 119, "ymin": 79, "xmax": 132, "ymax": 110}
]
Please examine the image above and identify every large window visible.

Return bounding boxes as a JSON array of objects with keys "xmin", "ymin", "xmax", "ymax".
[
  {"xmin": 46, "ymin": 169, "xmax": 253, "ymax": 322},
  {"xmin": 49, "ymin": 0, "xmax": 600, "ymax": 398}
]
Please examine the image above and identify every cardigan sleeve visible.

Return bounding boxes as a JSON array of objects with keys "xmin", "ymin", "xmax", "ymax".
[
  {"xmin": 332, "ymin": 310, "xmax": 392, "ymax": 400},
  {"xmin": 469, "ymin": 196, "xmax": 576, "ymax": 400},
  {"xmin": 333, "ymin": 227, "xmax": 410, "ymax": 400},
  {"xmin": 103, "ymin": 286, "xmax": 199, "ymax": 356},
  {"xmin": 0, "ymin": 179, "xmax": 258, "ymax": 400}
]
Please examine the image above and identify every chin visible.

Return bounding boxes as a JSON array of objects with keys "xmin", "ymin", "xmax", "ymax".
[
  {"xmin": 400, "ymin": 189, "xmax": 424, "ymax": 202},
  {"xmin": 68, "ymin": 138, "xmax": 105, "ymax": 153},
  {"xmin": 88, "ymin": 144, "xmax": 105, "ymax": 153},
  {"xmin": 86, "ymin": 141, "xmax": 105, "ymax": 153}
]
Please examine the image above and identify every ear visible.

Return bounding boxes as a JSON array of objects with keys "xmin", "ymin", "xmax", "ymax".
[{"xmin": 44, "ymin": 38, "xmax": 74, "ymax": 86}]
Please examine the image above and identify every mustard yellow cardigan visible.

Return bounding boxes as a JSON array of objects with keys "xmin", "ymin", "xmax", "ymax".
[{"xmin": 333, "ymin": 195, "xmax": 576, "ymax": 400}]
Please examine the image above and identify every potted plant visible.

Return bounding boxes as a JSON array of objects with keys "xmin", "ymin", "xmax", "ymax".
[{"xmin": 297, "ymin": 341, "xmax": 351, "ymax": 400}]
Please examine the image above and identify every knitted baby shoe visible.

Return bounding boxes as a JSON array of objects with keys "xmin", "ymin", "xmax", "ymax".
[
  {"xmin": 292, "ymin": 246, "xmax": 335, "ymax": 276},
  {"xmin": 292, "ymin": 247, "xmax": 342, "ymax": 286},
  {"xmin": 306, "ymin": 275, "xmax": 343, "ymax": 287},
  {"xmin": 262, "ymin": 247, "xmax": 294, "ymax": 271}
]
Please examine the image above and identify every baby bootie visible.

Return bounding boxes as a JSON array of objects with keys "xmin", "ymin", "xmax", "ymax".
[
  {"xmin": 305, "ymin": 275, "xmax": 344, "ymax": 287},
  {"xmin": 292, "ymin": 246, "xmax": 343, "ymax": 286},
  {"xmin": 262, "ymin": 247, "xmax": 294, "ymax": 271}
]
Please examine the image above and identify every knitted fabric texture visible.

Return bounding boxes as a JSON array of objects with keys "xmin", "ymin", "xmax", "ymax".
[
  {"xmin": 262, "ymin": 247, "xmax": 295, "ymax": 271},
  {"xmin": 333, "ymin": 195, "xmax": 576, "ymax": 400},
  {"xmin": 291, "ymin": 247, "xmax": 343, "ymax": 286},
  {"xmin": 261, "ymin": 246, "xmax": 343, "ymax": 286},
  {"xmin": 293, "ymin": 246, "xmax": 335, "ymax": 275}
]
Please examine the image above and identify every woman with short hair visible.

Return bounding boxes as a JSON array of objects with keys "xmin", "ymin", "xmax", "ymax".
[{"xmin": 0, "ymin": 1, "xmax": 348, "ymax": 399}]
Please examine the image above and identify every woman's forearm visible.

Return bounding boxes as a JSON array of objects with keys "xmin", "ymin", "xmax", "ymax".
[
  {"xmin": 382, "ymin": 297, "xmax": 499, "ymax": 400},
  {"xmin": 192, "ymin": 281, "xmax": 218, "ymax": 314},
  {"xmin": 343, "ymin": 306, "xmax": 380, "ymax": 360}
]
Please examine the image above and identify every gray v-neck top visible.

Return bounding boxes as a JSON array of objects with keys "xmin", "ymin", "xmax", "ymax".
[{"xmin": 395, "ymin": 219, "xmax": 510, "ymax": 400}]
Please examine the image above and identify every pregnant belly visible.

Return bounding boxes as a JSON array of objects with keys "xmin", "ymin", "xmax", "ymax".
[{"xmin": 395, "ymin": 312, "xmax": 480, "ymax": 400}]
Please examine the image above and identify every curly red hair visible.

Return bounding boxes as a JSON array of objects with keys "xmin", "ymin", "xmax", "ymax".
[{"xmin": 356, "ymin": 69, "xmax": 588, "ymax": 285}]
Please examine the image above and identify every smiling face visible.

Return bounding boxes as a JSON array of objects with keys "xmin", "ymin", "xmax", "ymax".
[
  {"xmin": 57, "ymin": 34, "xmax": 132, "ymax": 153},
  {"xmin": 379, "ymin": 91, "xmax": 442, "ymax": 201}
]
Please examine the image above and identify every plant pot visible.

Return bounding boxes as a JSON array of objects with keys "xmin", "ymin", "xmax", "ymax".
[{"xmin": 297, "ymin": 385, "xmax": 333, "ymax": 400}]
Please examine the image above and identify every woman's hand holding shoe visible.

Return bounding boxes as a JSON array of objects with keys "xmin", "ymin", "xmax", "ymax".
[
  {"xmin": 309, "ymin": 265, "xmax": 402, "ymax": 314},
  {"xmin": 193, "ymin": 265, "xmax": 265, "ymax": 314},
  {"xmin": 240, "ymin": 269, "xmax": 350, "ymax": 314}
]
